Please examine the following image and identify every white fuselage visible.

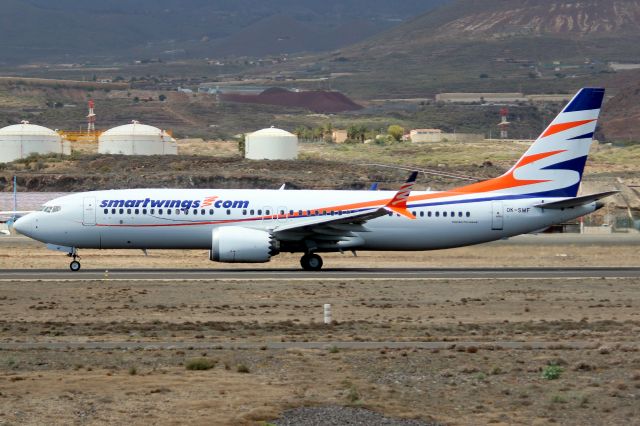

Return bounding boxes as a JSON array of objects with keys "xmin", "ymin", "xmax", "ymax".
[{"xmin": 17, "ymin": 188, "xmax": 596, "ymax": 252}]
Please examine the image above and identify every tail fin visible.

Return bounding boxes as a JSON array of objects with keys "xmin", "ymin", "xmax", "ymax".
[{"xmin": 496, "ymin": 88, "xmax": 605, "ymax": 197}]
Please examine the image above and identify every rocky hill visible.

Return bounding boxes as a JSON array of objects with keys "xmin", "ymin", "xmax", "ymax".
[{"xmin": 303, "ymin": 0, "xmax": 640, "ymax": 98}]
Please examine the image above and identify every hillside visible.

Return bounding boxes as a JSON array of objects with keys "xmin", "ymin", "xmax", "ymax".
[
  {"xmin": 291, "ymin": 0, "xmax": 640, "ymax": 98},
  {"xmin": 0, "ymin": 0, "xmax": 445, "ymax": 64},
  {"xmin": 600, "ymin": 80, "xmax": 640, "ymax": 143}
]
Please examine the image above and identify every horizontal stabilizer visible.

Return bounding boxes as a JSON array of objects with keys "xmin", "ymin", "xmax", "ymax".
[{"xmin": 534, "ymin": 191, "xmax": 618, "ymax": 209}]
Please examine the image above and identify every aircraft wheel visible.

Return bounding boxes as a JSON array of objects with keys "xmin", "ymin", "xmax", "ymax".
[
  {"xmin": 69, "ymin": 260, "xmax": 81, "ymax": 272},
  {"xmin": 300, "ymin": 253, "xmax": 323, "ymax": 271}
]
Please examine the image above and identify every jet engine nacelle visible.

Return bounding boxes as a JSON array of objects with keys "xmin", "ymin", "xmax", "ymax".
[{"xmin": 210, "ymin": 226, "xmax": 278, "ymax": 263}]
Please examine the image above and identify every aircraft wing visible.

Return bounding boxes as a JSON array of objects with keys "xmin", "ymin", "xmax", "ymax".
[
  {"xmin": 533, "ymin": 191, "xmax": 619, "ymax": 209},
  {"xmin": 273, "ymin": 172, "xmax": 417, "ymax": 243},
  {"xmin": 0, "ymin": 211, "xmax": 35, "ymax": 220}
]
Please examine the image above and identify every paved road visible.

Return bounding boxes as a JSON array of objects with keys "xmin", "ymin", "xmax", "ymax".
[
  {"xmin": 1, "ymin": 267, "xmax": 640, "ymax": 280},
  {"xmin": 0, "ymin": 340, "xmax": 626, "ymax": 351}
]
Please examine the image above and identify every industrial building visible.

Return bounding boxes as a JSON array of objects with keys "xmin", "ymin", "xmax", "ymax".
[
  {"xmin": 245, "ymin": 127, "xmax": 297, "ymax": 160},
  {"xmin": 0, "ymin": 121, "xmax": 70, "ymax": 163},
  {"xmin": 98, "ymin": 121, "xmax": 177, "ymax": 155}
]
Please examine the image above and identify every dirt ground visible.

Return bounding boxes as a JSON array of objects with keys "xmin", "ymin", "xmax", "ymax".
[{"xmin": 0, "ymin": 237, "xmax": 639, "ymax": 425}]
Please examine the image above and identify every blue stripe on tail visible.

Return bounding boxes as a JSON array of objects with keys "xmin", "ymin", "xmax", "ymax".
[{"xmin": 563, "ymin": 88, "xmax": 605, "ymax": 113}]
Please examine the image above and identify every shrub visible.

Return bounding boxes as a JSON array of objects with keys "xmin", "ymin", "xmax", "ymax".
[
  {"xmin": 128, "ymin": 366, "xmax": 137, "ymax": 375},
  {"xmin": 185, "ymin": 358, "xmax": 217, "ymax": 371},
  {"xmin": 236, "ymin": 363, "xmax": 250, "ymax": 374},
  {"xmin": 328, "ymin": 346, "xmax": 339, "ymax": 354},
  {"xmin": 542, "ymin": 364, "xmax": 563, "ymax": 380}
]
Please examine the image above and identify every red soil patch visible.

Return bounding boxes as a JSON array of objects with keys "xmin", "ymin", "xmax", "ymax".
[{"xmin": 221, "ymin": 87, "xmax": 362, "ymax": 113}]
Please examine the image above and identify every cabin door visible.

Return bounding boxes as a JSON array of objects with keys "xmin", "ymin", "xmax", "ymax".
[{"xmin": 83, "ymin": 197, "xmax": 97, "ymax": 226}]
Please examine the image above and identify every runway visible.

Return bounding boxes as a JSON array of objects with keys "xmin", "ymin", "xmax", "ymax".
[{"xmin": 2, "ymin": 267, "xmax": 640, "ymax": 280}]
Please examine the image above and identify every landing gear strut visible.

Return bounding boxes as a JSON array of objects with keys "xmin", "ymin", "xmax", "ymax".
[
  {"xmin": 300, "ymin": 253, "xmax": 323, "ymax": 271},
  {"xmin": 67, "ymin": 249, "xmax": 81, "ymax": 272}
]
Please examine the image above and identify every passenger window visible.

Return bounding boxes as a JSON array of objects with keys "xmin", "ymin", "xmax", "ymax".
[
  {"xmin": 451, "ymin": 211, "xmax": 455, "ymax": 217},
  {"xmin": 201, "ymin": 209, "xmax": 205, "ymax": 215},
  {"xmin": 466, "ymin": 212, "xmax": 471, "ymax": 217},
  {"xmin": 266, "ymin": 210, "xmax": 270, "ymax": 215},
  {"xmin": 298, "ymin": 210, "xmax": 303, "ymax": 216},
  {"xmin": 257, "ymin": 209, "xmax": 262, "ymax": 215},
  {"xmin": 142, "ymin": 209, "xmax": 147, "ymax": 215},
  {"xmin": 159, "ymin": 209, "xmax": 163, "ymax": 215},
  {"xmin": 176, "ymin": 210, "xmax": 181, "ymax": 216},
  {"xmin": 112, "ymin": 208, "xmax": 116, "ymax": 214},
  {"xmin": 209, "ymin": 209, "xmax": 214, "ymax": 215},
  {"xmin": 135, "ymin": 209, "xmax": 139, "ymax": 215},
  {"xmin": 150, "ymin": 209, "xmax": 154, "ymax": 214},
  {"xmin": 280, "ymin": 210, "xmax": 285, "ymax": 215},
  {"xmin": 119, "ymin": 208, "xmax": 124, "ymax": 214},
  {"xmin": 412, "ymin": 211, "xmax": 416, "ymax": 217},
  {"xmin": 443, "ymin": 212, "xmax": 447, "ymax": 217},
  {"xmin": 192, "ymin": 209, "xmax": 197, "ymax": 215},
  {"xmin": 127, "ymin": 209, "xmax": 131, "ymax": 214},
  {"xmin": 227, "ymin": 209, "xmax": 231, "ymax": 215},
  {"xmin": 243, "ymin": 209, "xmax": 247, "ymax": 215},
  {"xmin": 435, "ymin": 211, "xmax": 440, "ymax": 217},
  {"xmin": 104, "ymin": 209, "xmax": 108, "ymax": 214},
  {"xmin": 458, "ymin": 212, "xmax": 462, "ymax": 217},
  {"xmin": 420, "ymin": 211, "xmax": 424, "ymax": 217},
  {"xmin": 168, "ymin": 209, "xmax": 172, "ymax": 215}
]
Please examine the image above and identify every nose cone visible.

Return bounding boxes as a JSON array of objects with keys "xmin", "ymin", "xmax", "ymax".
[{"xmin": 13, "ymin": 214, "xmax": 34, "ymax": 238}]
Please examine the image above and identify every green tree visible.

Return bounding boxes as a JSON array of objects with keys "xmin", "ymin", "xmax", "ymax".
[{"xmin": 387, "ymin": 125, "xmax": 404, "ymax": 142}]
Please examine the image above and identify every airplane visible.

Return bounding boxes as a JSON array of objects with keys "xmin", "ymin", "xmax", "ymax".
[{"xmin": 14, "ymin": 88, "xmax": 617, "ymax": 272}]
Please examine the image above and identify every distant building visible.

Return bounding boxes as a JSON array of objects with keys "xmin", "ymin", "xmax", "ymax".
[
  {"xmin": 245, "ymin": 127, "xmax": 297, "ymax": 160},
  {"xmin": 332, "ymin": 129, "xmax": 348, "ymax": 144},
  {"xmin": 436, "ymin": 93, "xmax": 526, "ymax": 103},
  {"xmin": 410, "ymin": 128, "xmax": 483, "ymax": 143},
  {"xmin": 410, "ymin": 129, "xmax": 443, "ymax": 143}
]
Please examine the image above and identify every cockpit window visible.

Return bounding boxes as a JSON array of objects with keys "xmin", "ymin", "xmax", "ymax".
[{"xmin": 41, "ymin": 206, "xmax": 61, "ymax": 213}]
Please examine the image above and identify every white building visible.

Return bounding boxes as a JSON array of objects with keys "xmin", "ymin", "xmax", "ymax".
[
  {"xmin": 98, "ymin": 121, "xmax": 177, "ymax": 155},
  {"xmin": 245, "ymin": 127, "xmax": 297, "ymax": 160},
  {"xmin": 0, "ymin": 121, "xmax": 69, "ymax": 163}
]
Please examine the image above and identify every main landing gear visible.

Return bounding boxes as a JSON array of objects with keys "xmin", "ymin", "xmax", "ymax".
[
  {"xmin": 67, "ymin": 249, "xmax": 81, "ymax": 272},
  {"xmin": 300, "ymin": 253, "xmax": 323, "ymax": 271}
]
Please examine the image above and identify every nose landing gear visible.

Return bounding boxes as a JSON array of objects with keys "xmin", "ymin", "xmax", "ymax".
[{"xmin": 300, "ymin": 253, "xmax": 323, "ymax": 271}]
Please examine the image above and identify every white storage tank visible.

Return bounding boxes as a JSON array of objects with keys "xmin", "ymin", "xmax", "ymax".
[
  {"xmin": 0, "ymin": 121, "xmax": 66, "ymax": 163},
  {"xmin": 245, "ymin": 126, "xmax": 298, "ymax": 160},
  {"xmin": 98, "ymin": 121, "xmax": 177, "ymax": 155}
]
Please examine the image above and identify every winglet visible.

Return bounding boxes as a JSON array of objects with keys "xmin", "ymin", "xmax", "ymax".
[{"xmin": 385, "ymin": 171, "xmax": 418, "ymax": 219}]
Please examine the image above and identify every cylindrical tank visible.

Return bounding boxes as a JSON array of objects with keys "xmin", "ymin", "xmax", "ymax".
[
  {"xmin": 0, "ymin": 121, "xmax": 64, "ymax": 163},
  {"xmin": 98, "ymin": 121, "xmax": 177, "ymax": 155},
  {"xmin": 245, "ymin": 127, "xmax": 298, "ymax": 160}
]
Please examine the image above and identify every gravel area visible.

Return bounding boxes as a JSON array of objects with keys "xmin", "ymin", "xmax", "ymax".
[{"xmin": 273, "ymin": 405, "xmax": 439, "ymax": 426}]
